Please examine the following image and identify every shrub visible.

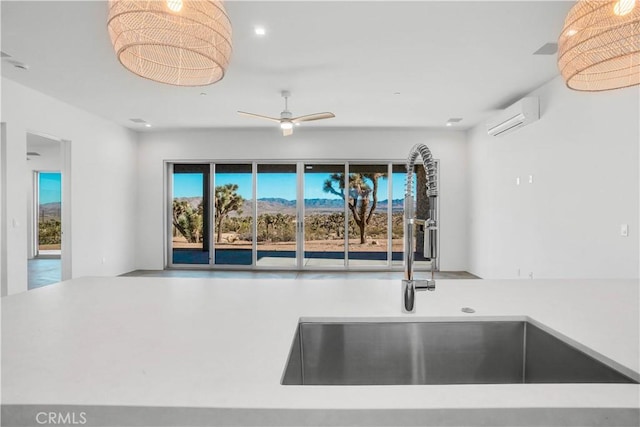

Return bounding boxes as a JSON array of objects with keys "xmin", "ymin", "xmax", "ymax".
[{"xmin": 39, "ymin": 219, "xmax": 61, "ymax": 245}]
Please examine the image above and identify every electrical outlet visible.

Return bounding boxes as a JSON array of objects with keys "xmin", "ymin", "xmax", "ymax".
[
  {"xmin": 528, "ymin": 272, "xmax": 534, "ymax": 279},
  {"xmin": 528, "ymin": 174, "xmax": 534, "ymax": 184},
  {"xmin": 516, "ymin": 177, "xmax": 520, "ymax": 186},
  {"xmin": 621, "ymin": 224, "xmax": 629, "ymax": 237}
]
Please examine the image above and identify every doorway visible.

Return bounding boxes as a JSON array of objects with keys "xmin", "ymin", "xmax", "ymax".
[
  {"xmin": 27, "ymin": 133, "xmax": 69, "ymax": 289},
  {"xmin": 35, "ymin": 171, "xmax": 62, "ymax": 257}
]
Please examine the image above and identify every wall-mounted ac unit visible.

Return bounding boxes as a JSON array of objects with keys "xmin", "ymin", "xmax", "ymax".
[{"xmin": 486, "ymin": 97, "xmax": 539, "ymax": 137}]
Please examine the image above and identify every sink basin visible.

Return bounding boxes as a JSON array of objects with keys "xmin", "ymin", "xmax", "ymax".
[{"xmin": 281, "ymin": 320, "xmax": 638, "ymax": 385}]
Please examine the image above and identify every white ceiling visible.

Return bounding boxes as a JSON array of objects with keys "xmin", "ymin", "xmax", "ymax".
[{"xmin": 1, "ymin": 1, "xmax": 573, "ymax": 131}]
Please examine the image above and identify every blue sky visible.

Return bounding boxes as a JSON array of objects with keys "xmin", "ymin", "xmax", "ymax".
[
  {"xmin": 39, "ymin": 172, "xmax": 62, "ymax": 204},
  {"xmin": 174, "ymin": 172, "xmax": 410, "ymax": 200}
]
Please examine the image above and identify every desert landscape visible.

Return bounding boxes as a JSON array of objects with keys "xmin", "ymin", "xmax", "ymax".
[{"xmin": 173, "ymin": 235, "xmax": 404, "ymax": 252}]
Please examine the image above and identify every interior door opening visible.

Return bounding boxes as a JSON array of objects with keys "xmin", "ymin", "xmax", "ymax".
[{"xmin": 27, "ymin": 132, "xmax": 67, "ymax": 290}]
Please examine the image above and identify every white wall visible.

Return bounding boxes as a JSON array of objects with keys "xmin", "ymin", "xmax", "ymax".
[
  {"xmin": 468, "ymin": 76, "xmax": 639, "ymax": 279},
  {"xmin": 137, "ymin": 128, "xmax": 469, "ymax": 271},
  {"xmin": 1, "ymin": 78, "xmax": 139, "ymax": 295},
  {"xmin": 1, "ymin": 122, "xmax": 7, "ymax": 296}
]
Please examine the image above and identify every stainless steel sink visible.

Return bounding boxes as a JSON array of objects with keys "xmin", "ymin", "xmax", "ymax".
[{"xmin": 281, "ymin": 320, "xmax": 638, "ymax": 385}]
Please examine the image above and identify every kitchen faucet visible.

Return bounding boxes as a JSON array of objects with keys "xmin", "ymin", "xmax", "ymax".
[{"xmin": 402, "ymin": 144, "xmax": 438, "ymax": 313}]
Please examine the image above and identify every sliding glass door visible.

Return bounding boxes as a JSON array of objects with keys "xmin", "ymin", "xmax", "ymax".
[
  {"xmin": 168, "ymin": 160, "xmax": 438, "ymax": 271},
  {"xmin": 257, "ymin": 164, "xmax": 298, "ymax": 267},
  {"xmin": 171, "ymin": 164, "xmax": 210, "ymax": 265},
  {"xmin": 391, "ymin": 163, "xmax": 434, "ymax": 268},
  {"xmin": 214, "ymin": 164, "xmax": 253, "ymax": 266},
  {"xmin": 346, "ymin": 164, "xmax": 390, "ymax": 267},
  {"xmin": 303, "ymin": 164, "xmax": 345, "ymax": 267},
  {"xmin": 36, "ymin": 172, "xmax": 62, "ymax": 257}
]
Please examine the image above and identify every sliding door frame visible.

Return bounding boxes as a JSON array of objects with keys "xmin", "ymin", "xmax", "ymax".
[
  {"xmin": 166, "ymin": 161, "xmax": 215, "ymax": 269},
  {"xmin": 165, "ymin": 159, "xmax": 439, "ymax": 272}
]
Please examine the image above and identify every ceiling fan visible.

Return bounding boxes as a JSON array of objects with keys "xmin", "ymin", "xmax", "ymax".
[{"xmin": 238, "ymin": 91, "xmax": 335, "ymax": 136}]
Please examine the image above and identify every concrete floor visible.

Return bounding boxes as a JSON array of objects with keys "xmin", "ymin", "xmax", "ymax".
[
  {"xmin": 27, "ymin": 258, "xmax": 478, "ymax": 291},
  {"xmin": 28, "ymin": 257, "xmax": 61, "ymax": 290},
  {"xmin": 121, "ymin": 269, "xmax": 479, "ymax": 280}
]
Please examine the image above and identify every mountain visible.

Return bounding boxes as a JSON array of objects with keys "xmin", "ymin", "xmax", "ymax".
[
  {"xmin": 174, "ymin": 197, "xmax": 203, "ymax": 210},
  {"xmin": 257, "ymin": 198, "xmax": 297, "ymax": 213},
  {"xmin": 174, "ymin": 197, "xmax": 405, "ymax": 214},
  {"xmin": 38, "ymin": 202, "xmax": 61, "ymax": 220},
  {"xmin": 303, "ymin": 198, "xmax": 344, "ymax": 212}
]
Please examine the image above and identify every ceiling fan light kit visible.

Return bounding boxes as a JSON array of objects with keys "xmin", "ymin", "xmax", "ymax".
[
  {"xmin": 238, "ymin": 91, "xmax": 335, "ymax": 136},
  {"xmin": 558, "ymin": 0, "xmax": 639, "ymax": 91},
  {"xmin": 107, "ymin": 0, "xmax": 232, "ymax": 87}
]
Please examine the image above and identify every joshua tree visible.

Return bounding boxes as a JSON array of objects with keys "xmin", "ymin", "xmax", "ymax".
[
  {"xmin": 258, "ymin": 213, "xmax": 295, "ymax": 242},
  {"xmin": 323, "ymin": 173, "xmax": 386, "ymax": 244},
  {"xmin": 215, "ymin": 183, "xmax": 244, "ymax": 243},
  {"xmin": 172, "ymin": 199, "xmax": 203, "ymax": 243},
  {"xmin": 258, "ymin": 213, "xmax": 275, "ymax": 241}
]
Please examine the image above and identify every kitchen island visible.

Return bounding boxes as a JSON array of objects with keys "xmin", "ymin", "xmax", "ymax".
[{"xmin": 2, "ymin": 277, "xmax": 639, "ymax": 426}]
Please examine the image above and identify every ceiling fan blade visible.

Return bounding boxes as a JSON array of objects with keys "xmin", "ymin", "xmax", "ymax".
[
  {"xmin": 292, "ymin": 112, "xmax": 335, "ymax": 123},
  {"xmin": 237, "ymin": 111, "xmax": 281, "ymax": 123},
  {"xmin": 282, "ymin": 127, "xmax": 293, "ymax": 136}
]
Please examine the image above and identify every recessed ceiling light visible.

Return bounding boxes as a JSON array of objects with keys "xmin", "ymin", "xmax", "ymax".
[
  {"xmin": 254, "ymin": 26, "xmax": 266, "ymax": 36},
  {"xmin": 8, "ymin": 60, "xmax": 29, "ymax": 70},
  {"xmin": 446, "ymin": 117, "xmax": 463, "ymax": 127},
  {"xmin": 130, "ymin": 118, "xmax": 152, "ymax": 128},
  {"xmin": 295, "ymin": 123, "xmax": 301, "ymax": 126}
]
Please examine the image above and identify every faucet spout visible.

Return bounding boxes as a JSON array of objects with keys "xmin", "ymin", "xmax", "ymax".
[{"xmin": 402, "ymin": 144, "xmax": 438, "ymax": 313}]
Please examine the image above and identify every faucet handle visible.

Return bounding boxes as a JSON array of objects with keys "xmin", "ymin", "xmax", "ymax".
[
  {"xmin": 402, "ymin": 279, "xmax": 436, "ymax": 313},
  {"xmin": 424, "ymin": 223, "xmax": 438, "ymax": 259},
  {"xmin": 415, "ymin": 280, "xmax": 436, "ymax": 291},
  {"xmin": 401, "ymin": 279, "xmax": 416, "ymax": 313}
]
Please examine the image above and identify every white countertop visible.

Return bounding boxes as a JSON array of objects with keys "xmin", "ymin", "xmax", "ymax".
[{"xmin": 2, "ymin": 277, "xmax": 639, "ymax": 425}]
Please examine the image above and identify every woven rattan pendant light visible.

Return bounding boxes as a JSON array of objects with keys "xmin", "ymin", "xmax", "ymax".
[
  {"xmin": 558, "ymin": 0, "xmax": 640, "ymax": 91},
  {"xmin": 107, "ymin": 0, "xmax": 232, "ymax": 86}
]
